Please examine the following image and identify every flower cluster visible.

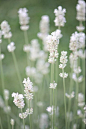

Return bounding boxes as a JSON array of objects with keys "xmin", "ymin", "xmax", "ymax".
[
  {"xmin": 72, "ymin": 73, "xmax": 83, "ymax": 83},
  {"xmin": 49, "ymin": 81, "xmax": 57, "ymax": 89},
  {"xmin": 12, "ymin": 92, "xmax": 25, "ymax": 109},
  {"xmin": 37, "ymin": 15, "xmax": 49, "ymax": 51},
  {"xmin": 54, "ymin": 6, "xmax": 66, "ymax": 27},
  {"xmin": 59, "ymin": 51, "xmax": 68, "ymax": 78},
  {"xmin": 69, "ymin": 32, "xmax": 85, "ymax": 51},
  {"xmin": 78, "ymin": 93, "xmax": 85, "ymax": 107},
  {"xmin": 59, "ymin": 51, "xmax": 68, "ymax": 69},
  {"xmin": 39, "ymin": 113, "xmax": 48, "ymax": 129},
  {"xmin": 4, "ymin": 89, "xmax": 9, "ymax": 100},
  {"xmin": 23, "ymin": 77, "xmax": 33, "ymax": 100},
  {"xmin": 18, "ymin": 8, "xmax": 30, "ymax": 31},
  {"xmin": 7, "ymin": 42, "xmax": 16, "ymax": 52},
  {"xmin": 47, "ymin": 30, "xmax": 60, "ymax": 63},
  {"xmin": 36, "ymin": 59, "xmax": 49, "ymax": 75},
  {"xmin": 76, "ymin": 0, "xmax": 85, "ymax": 22},
  {"xmin": 1, "ymin": 21, "xmax": 12, "ymax": 39},
  {"xmin": 65, "ymin": 92, "xmax": 75, "ymax": 99},
  {"xmin": 29, "ymin": 39, "xmax": 40, "ymax": 61}
]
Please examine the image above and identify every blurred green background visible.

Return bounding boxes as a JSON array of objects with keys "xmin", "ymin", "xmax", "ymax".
[{"xmin": 0, "ymin": 0, "xmax": 82, "ymax": 128}]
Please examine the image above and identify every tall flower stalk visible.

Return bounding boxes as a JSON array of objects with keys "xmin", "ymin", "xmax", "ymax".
[
  {"xmin": 1, "ymin": 21, "xmax": 23, "ymax": 92},
  {"xmin": 59, "ymin": 51, "xmax": 68, "ymax": 128},
  {"xmin": 18, "ymin": 8, "xmax": 30, "ymax": 66}
]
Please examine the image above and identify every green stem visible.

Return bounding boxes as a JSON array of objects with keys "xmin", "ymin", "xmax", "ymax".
[
  {"xmin": 62, "ymin": 68, "xmax": 67, "ymax": 129},
  {"xmin": 0, "ymin": 117, "xmax": 3, "ymax": 129},
  {"xmin": 12, "ymin": 51, "xmax": 23, "ymax": 92},
  {"xmin": 24, "ymin": 30, "xmax": 29, "ymax": 66},
  {"xmin": 0, "ymin": 45, "xmax": 5, "ymax": 96},
  {"xmin": 24, "ymin": 31, "xmax": 28, "ymax": 45},
  {"xmin": 67, "ymin": 68, "xmax": 73, "ymax": 129},
  {"xmin": 12, "ymin": 125, "xmax": 14, "ymax": 129},
  {"xmin": 8, "ymin": 38, "xmax": 23, "ymax": 92},
  {"xmin": 21, "ymin": 109, "xmax": 25, "ymax": 129}
]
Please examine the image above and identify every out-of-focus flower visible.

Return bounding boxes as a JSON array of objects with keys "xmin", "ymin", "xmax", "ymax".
[
  {"xmin": 49, "ymin": 81, "xmax": 57, "ymax": 89},
  {"xmin": 18, "ymin": 8, "xmax": 30, "ymax": 31},
  {"xmin": 4, "ymin": 89, "xmax": 9, "ymax": 100},
  {"xmin": 0, "ymin": 96, "xmax": 4, "ymax": 108},
  {"xmin": 76, "ymin": 0, "xmax": 85, "ymax": 21},
  {"xmin": 78, "ymin": 93, "xmax": 85, "ymax": 107},
  {"xmin": 65, "ymin": 91, "xmax": 75, "ymax": 99},
  {"xmin": 39, "ymin": 113, "xmax": 48, "ymax": 129},
  {"xmin": 37, "ymin": 15, "xmax": 49, "ymax": 51},
  {"xmin": 10, "ymin": 119, "xmax": 14, "ymax": 126},
  {"xmin": 1, "ymin": 21, "xmax": 12, "ymax": 39},
  {"xmin": 7, "ymin": 42, "xmax": 16, "ymax": 52},
  {"xmin": 0, "ymin": 54, "xmax": 4, "ymax": 60},
  {"xmin": 0, "ymin": 30, "xmax": 2, "ymax": 43}
]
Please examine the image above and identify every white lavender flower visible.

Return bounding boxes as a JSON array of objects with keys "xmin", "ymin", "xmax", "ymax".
[
  {"xmin": 59, "ymin": 72, "xmax": 68, "ymax": 78},
  {"xmin": 76, "ymin": 25, "xmax": 85, "ymax": 32},
  {"xmin": 54, "ymin": 6, "xmax": 66, "ymax": 27},
  {"xmin": 0, "ymin": 30, "xmax": 2, "ymax": 43},
  {"xmin": 1, "ymin": 21, "xmax": 12, "ymax": 38},
  {"xmin": 77, "ymin": 110, "xmax": 83, "ymax": 117},
  {"xmin": 73, "ymin": 124, "xmax": 77, "ymax": 129},
  {"xmin": 76, "ymin": 0, "xmax": 85, "ymax": 21},
  {"xmin": 0, "ymin": 96, "xmax": 4, "ymax": 108},
  {"xmin": 65, "ymin": 91, "xmax": 75, "ymax": 99},
  {"xmin": 4, "ymin": 89, "xmax": 9, "ymax": 100},
  {"xmin": 78, "ymin": 93, "xmax": 85, "ymax": 107},
  {"xmin": 69, "ymin": 32, "xmax": 79, "ymax": 51},
  {"xmin": 47, "ymin": 30, "xmax": 59, "ymax": 63},
  {"xmin": 26, "ymin": 108, "xmax": 33, "ymax": 115},
  {"xmin": 66, "ymin": 112, "xmax": 73, "ymax": 121},
  {"xmin": 46, "ymin": 106, "xmax": 54, "ymax": 115},
  {"xmin": 78, "ymin": 49, "xmax": 85, "ymax": 59},
  {"xmin": 19, "ymin": 112, "xmax": 28, "ymax": 119},
  {"xmin": 37, "ymin": 15, "xmax": 49, "ymax": 51},
  {"xmin": 59, "ymin": 51, "xmax": 68, "ymax": 78},
  {"xmin": 10, "ymin": 119, "xmax": 14, "ymax": 126},
  {"xmin": 29, "ymin": 39, "xmax": 40, "ymax": 61},
  {"xmin": 23, "ymin": 44, "xmax": 30, "ymax": 52},
  {"xmin": 18, "ymin": 8, "xmax": 30, "ymax": 31},
  {"xmin": 23, "ymin": 77, "xmax": 33, "ymax": 100},
  {"xmin": 0, "ymin": 54, "xmax": 4, "ymax": 60},
  {"xmin": 36, "ymin": 59, "xmax": 49, "ymax": 75},
  {"xmin": 26, "ymin": 66, "xmax": 37, "ymax": 77},
  {"xmin": 12, "ymin": 92, "xmax": 25, "ymax": 109},
  {"xmin": 39, "ymin": 113, "xmax": 48, "ymax": 129},
  {"xmin": 49, "ymin": 81, "xmax": 57, "ymax": 89},
  {"xmin": 7, "ymin": 42, "xmax": 16, "ymax": 52},
  {"xmin": 4, "ymin": 106, "xmax": 11, "ymax": 113},
  {"xmin": 72, "ymin": 73, "xmax": 83, "ymax": 83}
]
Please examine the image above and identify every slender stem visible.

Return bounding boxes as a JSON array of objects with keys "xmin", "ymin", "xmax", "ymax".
[
  {"xmin": 7, "ymin": 38, "xmax": 23, "ymax": 92},
  {"xmin": 0, "ymin": 117, "xmax": 3, "ymax": 129},
  {"xmin": 0, "ymin": 45, "xmax": 5, "ymax": 96},
  {"xmin": 24, "ymin": 30, "xmax": 29, "ymax": 66},
  {"xmin": 24, "ymin": 31, "xmax": 28, "ymax": 45},
  {"xmin": 67, "ymin": 68, "xmax": 73, "ymax": 129},
  {"xmin": 12, "ymin": 125, "xmax": 14, "ymax": 129},
  {"xmin": 21, "ymin": 109, "xmax": 25, "ymax": 129},
  {"xmin": 12, "ymin": 51, "xmax": 23, "ymax": 92},
  {"xmin": 62, "ymin": 68, "xmax": 67, "ymax": 129}
]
